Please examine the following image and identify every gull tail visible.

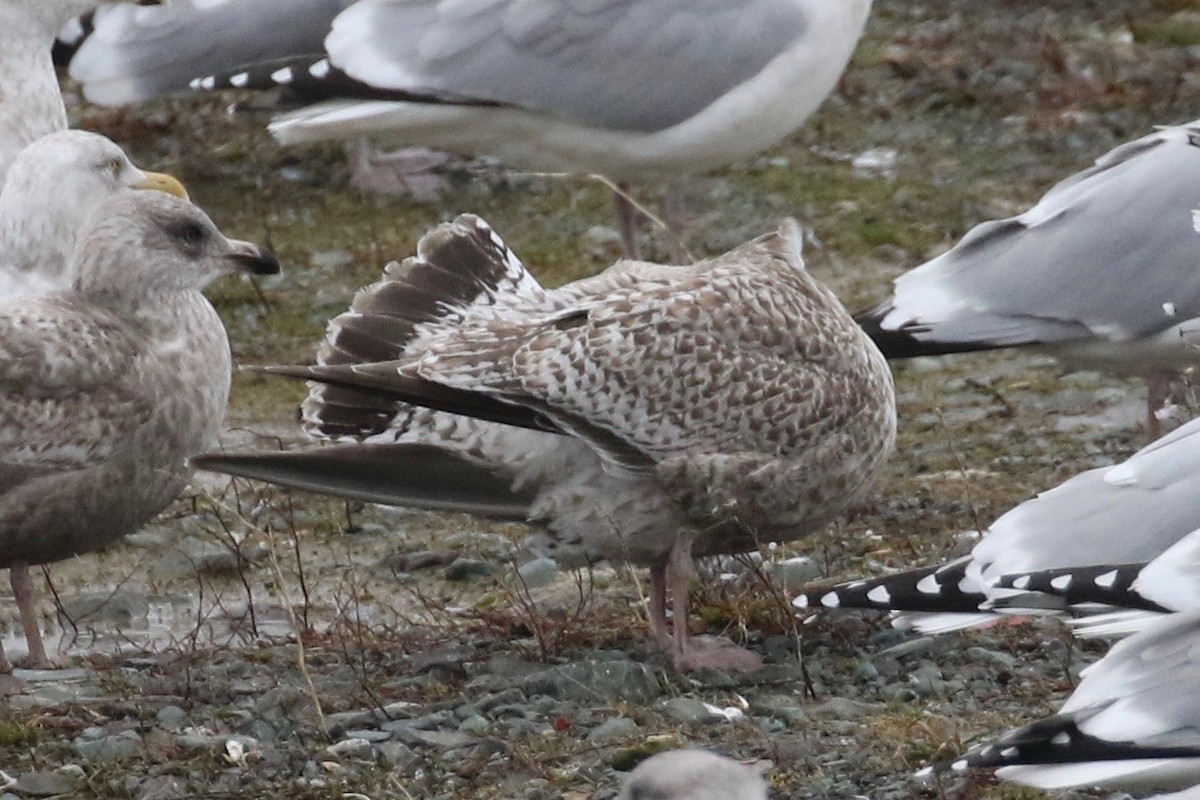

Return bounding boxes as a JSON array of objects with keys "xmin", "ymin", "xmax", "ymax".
[
  {"xmin": 192, "ymin": 443, "xmax": 533, "ymax": 520},
  {"xmin": 261, "ymin": 363, "xmax": 560, "ymax": 435},
  {"xmin": 303, "ymin": 214, "xmax": 547, "ymax": 440}
]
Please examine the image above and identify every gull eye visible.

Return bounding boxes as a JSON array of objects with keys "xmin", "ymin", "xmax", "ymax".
[
  {"xmin": 105, "ymin": 157, "xmax": 123, "ymax": 175},
  {"xmin": 179, "ymin": 222, "xmax": 206, "ymax": 244}
]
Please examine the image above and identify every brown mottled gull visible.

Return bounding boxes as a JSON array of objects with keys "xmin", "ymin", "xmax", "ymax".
[
  {"xmin": 0, "ymin": 189, "xmax": 278, "ymax": 670},
  {"xmin": 1, "ymin": 129, "xmax": 188, "ymax": 296},
  {"xmin": 0, "ymin": 0, "xmax": 164, "ymax": 185},
  {"xmin": 617, "ymin": 750, "xmax": 769, "ymax": 800},
  {"xmin": 196, "ymin": 215, "xmax": 895, "ymax": 671}
]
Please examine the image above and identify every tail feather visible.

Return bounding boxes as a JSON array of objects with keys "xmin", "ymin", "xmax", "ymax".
[
  {"xmin": 264, "ymin": 363, "xmax": 560, "ymax": 434},
  {"xmin": 192, "ymin": 443, "xmax": 533, "ymax": 520},
  {"xmin": 304, "ymin": 215, "xmax": 546, "ymax": 441},
  {"xmin": 793, "ymin": 557, "xmax": 986, "ymax": 614}
]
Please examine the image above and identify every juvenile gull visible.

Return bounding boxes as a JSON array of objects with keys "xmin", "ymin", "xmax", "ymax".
[
  {"xmin": 0, "ymin": 0, "xmax": 163, "ymax": 184},
  {"xmin": 857, "ymin": 120, "xmax": 1200, "ymax": 435},
  {"xmin": 617, "ymin": 750, "xmax": 769, "ymax": 800},
  {"xmin": 189, "ymin": 0, "xmax": 873, "ymax": 253},
  {"xmin": 0, "ymin": 129, "xmax": 188, "ymax": 296},
  {"xmin": 0, "ymin": 190, "xmax": 277, "ymax": 670},
  {"xmin": 195, "ymin": 215, "xmax": 896, "ymax": 672},
  {"xmin": 794, "ymin": 416, "xmax": 1200, "ymax": 634}
]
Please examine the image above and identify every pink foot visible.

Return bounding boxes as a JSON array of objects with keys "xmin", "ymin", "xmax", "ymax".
[
  {"xmin": 674, "ymin": 635, "xmax": 763, "ymax": 673},
  {"xmin": 347, "ymin": 141, "xmax": 451, "ymax": 200}
]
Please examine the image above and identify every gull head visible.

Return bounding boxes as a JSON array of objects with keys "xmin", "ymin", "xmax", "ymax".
[
  {"xmin": 18, "ymin": 0, "xmax": 167, "ymax": 32},
  {"xmin": 0, "ymin": 130, "xmax": 188, "ymax": 272},
  {"xmin": 71, "ymin": 190, "xmax": 279, "ymax": 297}
]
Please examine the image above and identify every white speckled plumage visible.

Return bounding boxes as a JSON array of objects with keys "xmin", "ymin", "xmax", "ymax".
[{"xmin": 196, "ymin": 215, "xmax": 896, "ymax": 670}]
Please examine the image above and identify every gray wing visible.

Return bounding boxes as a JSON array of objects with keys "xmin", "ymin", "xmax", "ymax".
[
  {"xmin": 971, "ymin": 416, "xmax": 1200, "ymax": 583},
  {"xmin": 66, "ymin": 0, "xmax": 355, "ymax": 104},
  {"xmin": 953, "ymin": 613, "xmax": 1200, "ymax": 792},
  {"xmin": 327, "ymin": 0, "xmax": 809, "ymax": 132},
  {"xmin": 0, "ymin": 297, "xmax": 144, "ymax": 483},
  {"xmin": 881, "ymin": 121, "xmax": 1200, "ymax": 345}
]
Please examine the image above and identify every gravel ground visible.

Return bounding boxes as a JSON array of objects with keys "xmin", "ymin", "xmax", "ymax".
[{"xmin": 2, "ymin": 1, "xmax": 1198, "ymax": 798}]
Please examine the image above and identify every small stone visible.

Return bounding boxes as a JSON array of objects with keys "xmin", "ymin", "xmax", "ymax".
[
  {"xmin": 377, "ymin": 741, "xmax": 420, "ymax": 772},
  {"xmin": 443, "ymin": 558, "xmax": 494, "ymax": 582},
  {"xmin": 15, "ymin": 772, "xmax": 75, "ymax": 797},
  {"xmin": 519, "ymin": 659, "xmax": 661, "ymax": 704},
  {"xmin": 768, "ymin": 556, "xmax": 823, "ymax": 586},
  {"xmin": 807, "ymin": 697, "xmax": 882, "ymax": 718},
  {"xmin": 391, "ymin": 728, "xmax": 475, "ymax": 750},
  {"xmin": 344, "ymin": 729, "xmax": 392, "ymax": 743},
  {"xmin": 136, "ymin": 775, "xmax": 185, "ymax": 800},
  {"xmin": 586, "ymin": 716, "xmax": 639, "ymax": 742},
  {"xmin": 515, "ymin": 557, "xmax": 559, "ymax": 589},
  {"xmin": 326, "ymin": 738, "xmax": 376, "ymax": 759},
  {"xmin": 155, "ymin": 705, "xmax": 188, "ymax": 731},
  {"xmin": 458, "ymin": 715, "xmax": 491, "ymax": 735},
  {"xmin": 74, "ymin": 730, "xmax": 142, "ymax": 763},
  {"xmin": 660, "ymin": 698, "xmax": 728, "ymax": 724}
]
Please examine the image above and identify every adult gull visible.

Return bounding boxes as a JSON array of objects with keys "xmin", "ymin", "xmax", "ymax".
[
  {"xmin": 857, "ymin": 120, "xmax": 1200, "ymax": 435},
  {"xmin": 55, "ymin": 0, "xmax": 356, "ymax": 106},
  {"xmin": 195, "ymin": 214, "xmax": 896, "ymax": 672},
  {"xmin": 0, "ymin": 0, "xmax": 163, "ymax": 185},
  {"xmin": 930, "ymin": 612, "xmax": 1200, "ymax": 796},
  {"xmin": 794, "ymin": 415, "xmax": 1200, "ymax": 633},
  {"xmin": 1, "ymin": 129, "xmax": 188, "ymax": 297},
  {"xmin": 0, "ymin": 189, "xmax": 278, "ymax": 670},
  {"xmin": 189, "ymin": 0, "xmax": 874, "ymax": 254}
]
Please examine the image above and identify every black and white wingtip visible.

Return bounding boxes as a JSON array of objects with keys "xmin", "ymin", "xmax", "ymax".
[
  {"xmin": 793, "ymin": 557, "xmax": 985, "ymax": 614},
  {"xmin": 853, "ymin": 303, "xmax": 995, "ymax": 360},
  {"xmin": 189, "ymin": 54, "xmax": 500, "ymax": 107},
  {"xmin": 915, "ymin": 714, "xmax": 1200, "ymax": 780},
  {"xmin": 991, "ymin": 563, "xmax": 1169, "ymax": 614},
  {"xmin": 53, "ymin": 11, "xmax": 97, "ymax": 68}
]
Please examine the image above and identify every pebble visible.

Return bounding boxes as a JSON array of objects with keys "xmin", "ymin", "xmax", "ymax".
[
  {"xmin": 74, "ymin": 730, "xmax": 142, "ymax": 763},
  {"xmin": 14, "ymin": 772, "xmax": 75, "ymax": 797},
  {"xmin": 518, "ymin": 659, "xmax": 662, "ymax": 704},
  {"xmin": 515, "ymin": 557, "xmax": 560, "ymax": 589},
  {"xmin": 325, "ymin": 738, "xmax": 376, "ymax": 759},
  {"xmin": 587, "ymin": 717, "xmax": 639, "ymax": 741}
]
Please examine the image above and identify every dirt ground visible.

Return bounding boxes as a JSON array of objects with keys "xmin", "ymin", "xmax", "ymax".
[{"xmin": 2, "ymin": 1, "xmax": 1199, "ymax": 798}]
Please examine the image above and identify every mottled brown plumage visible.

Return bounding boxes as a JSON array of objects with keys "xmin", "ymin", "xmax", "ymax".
[
  {"xmin": 0, "ymin": 190, "xmax": 277, "ymax": 669},
  {"xmin": 196, "ymin": 215, "xmax": 894, "ymax": 670}
]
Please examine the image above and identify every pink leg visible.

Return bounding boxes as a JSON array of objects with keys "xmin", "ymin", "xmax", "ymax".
[
  {"xmin": 345, "ymin": 138, "xmax": 450, "ymax": 201},
  {"xmin": 664, "ymin": 541, "xmax": 762, "ymax": 673},
  {"xmin": 10, "ymin": 563, "xmax": 49, "ymax": 668},
  {"xmin": 613, "ymin": 185, "xmax": 641, "ymax": 260},
  {"xmin": 648, "ymin": 560, "xmax": 671, "ymax": 651},
  {"xmin": 667, "ymin": 543, "xmax": 693, "ymax": 663}
]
